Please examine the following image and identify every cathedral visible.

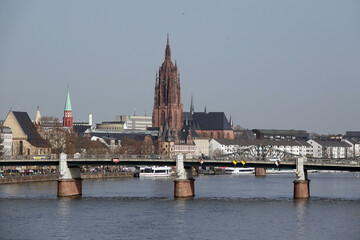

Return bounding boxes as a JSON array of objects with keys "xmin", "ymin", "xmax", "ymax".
[
  {"xmin": 152, "ymin": 35, "xmax": 234, "ymax": 143},
  {"xmin": 152, "ymin": 35, "xmax": 183, "ymax": 132}
]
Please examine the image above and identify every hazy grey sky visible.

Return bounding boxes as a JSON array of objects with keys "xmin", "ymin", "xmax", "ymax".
[{"xmin": 1, "ymin": 0, "xmax": 359, "ymax": 134}]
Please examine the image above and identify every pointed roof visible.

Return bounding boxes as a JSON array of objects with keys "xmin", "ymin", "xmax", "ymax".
[
  {"xmin": 7, "ymin": 111, "xmax": 50, "ymax": 148},
  {"xmin": 64, "ymin": 88, "xmax": 72, "ymax": 111},
  {"xmin": 165, "ymin": 34, "xmax": 171, "ymax": 61},
  {"xmin": 190, "ymin": 95, "xmax": 194, "ymax": 114},
  {"xmin": 34, "ymin": 106, "xmax": 42, "ymax": 125},
  {"xmin": 229, "ymin": 115, "xmax": 233, "ymax": 126}
]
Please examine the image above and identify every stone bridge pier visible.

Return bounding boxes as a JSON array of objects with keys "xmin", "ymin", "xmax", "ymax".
[
  {"xmin": 293, "ymin": 156, "xmax": 310, "ymax": 199},
  {"xmin": 57, "ymin": 153, "xmax": 82, "ymax": 197},
  {"xmin": 174, "ymin": 154, "xmax": 195, "ymax": 198}
]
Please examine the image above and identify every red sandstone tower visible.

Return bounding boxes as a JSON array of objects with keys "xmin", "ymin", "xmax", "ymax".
[
  {"xmin": 63, "ymin": 88, "xmax": 73, "ymax": 132},
  {"xmin": 152, "ymin": 35, "xmax": 183, "ymax": 131}
]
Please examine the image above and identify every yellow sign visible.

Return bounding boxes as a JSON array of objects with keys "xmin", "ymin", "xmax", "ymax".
[
  {"xmin": 233, "ymin": 160, "xmax": 238, "ymax": 165},
  {"xmin": 241, "ymin": 160, "xmax": 246, "ymax": 165}
]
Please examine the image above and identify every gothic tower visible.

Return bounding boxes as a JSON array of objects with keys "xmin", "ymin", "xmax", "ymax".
[
  {"xmin": 63, "ymin": 88, "xmax": 73, "ymax": 132},
  {"xmin": 152, "ymin": 35, "xmax": 183, "ymax": 131}
]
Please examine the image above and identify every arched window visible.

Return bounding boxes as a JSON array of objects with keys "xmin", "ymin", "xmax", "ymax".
[{"xmin": 217, "ymin": 132, "xmax": 221, "ymax": 139}]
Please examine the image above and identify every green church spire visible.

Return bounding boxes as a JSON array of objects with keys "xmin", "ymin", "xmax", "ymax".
[{"xmin": 64, "ymin": 88, "xmax": 72, "ymax": 111}]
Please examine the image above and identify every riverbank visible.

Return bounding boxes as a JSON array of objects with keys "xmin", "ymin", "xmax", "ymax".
[{"xmin": 0, "ymin": 172, "xmax": 134, "ymax": 184}]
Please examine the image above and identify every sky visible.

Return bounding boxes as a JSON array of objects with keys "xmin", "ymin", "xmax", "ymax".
[{"xmin": 0, "ymin": 0, "xmax": 359, "ymax": 134}]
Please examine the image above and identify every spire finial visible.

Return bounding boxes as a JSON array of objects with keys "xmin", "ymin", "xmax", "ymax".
[
  {"xmin": 190, "ymin": 95, "xmax": 194, "ymax": 114},
  {"xmin": 165, "ymin": 34, "xmax": 171, "ymax": 60}
]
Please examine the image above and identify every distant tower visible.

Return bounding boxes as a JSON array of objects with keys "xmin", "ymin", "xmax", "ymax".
[
  {"xmin": 63, "ymin": 88, "xmax": 73, "ymax": 132},
  {"xmin": 229, "ymin": 115, "xmax": 233, "ymax": 129},
  {"xmin": 152, "ymin": 34, "xmax": 183, "ymax": 131},
  {"xmin": 190, "ymin": 95, "xmax": 194, "ymax": 115},
  {"xmin": 34, "ymin": 106, "xmax": 43, "ymax": 135}
]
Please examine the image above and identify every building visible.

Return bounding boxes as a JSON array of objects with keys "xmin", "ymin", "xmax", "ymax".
[
  {"xmin": 62, "ymin": 88, "xmax": 73, "ymax": 132},
  {"xmin": 152, "ymin": 35, "xmax": 183, "ymax": 132},
  {"xmin": 86, "ymin": 128, "xmax": 159, "ymax": 155},
  {"xmin": 252, "ymin": 129, "xmax": 309, "ymax": 141},
  {"xmin": 307, "ymin": 139, "xmax": 352, "ymax": 158},
  {"xmin": 96, "ymin": 122, "xmax": 125, "ymax": 131},
  {"xmin": 344, "ymin": 131, "xmax": 360, "ymax": 141},
  {"xmin": 174, "ymin": 125, "xmax": 196, "ymax": 157},
  {"xmin": 0, "ymin": 126, "xmax": 12, "ymax": 156},
  {"xmin": 209, "ymin": 139, "xmax": 311, "ymax": 157},
  {"xmin": 183, "ymin": 111, "xmax": 234, "ymax": 140},
  {"xmin": 193, "ymin": 138, "xmax": 210, "ymax": 157},
  {"xmin": 3, "ymin": 110, "xmax": 51, "ymax": 156},
  {"xmin": 342, "ymin": 139, "xmax": 360, "ymax": 158},
  {"xmin": 73, "ymin": 114, "xmax": 93, "ymax": 135},
  {"xmin": 115, "ymin": 115, "xmax": 152, "ymax": 131}
]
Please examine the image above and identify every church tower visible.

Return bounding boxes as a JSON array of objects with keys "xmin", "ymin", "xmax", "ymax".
[
  {"xmin": 152, "ymin": 35, "xmax": 183, "ymax": 132},
  {"xmin": 63, "ymin": 88, "xmax": 73, "ymax": 132},
  {"xmin": 34, "ymin": 106, "xmax": 43, "ymax": 136}
]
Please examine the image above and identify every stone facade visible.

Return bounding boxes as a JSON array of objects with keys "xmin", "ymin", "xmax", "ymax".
[
  {"xmin": 3, "ymin": 111, "xmax": 51, "ymax": 156},
  {"xmin": 152, "ymin": 35, "xmax": 183, "ymax": 132}
]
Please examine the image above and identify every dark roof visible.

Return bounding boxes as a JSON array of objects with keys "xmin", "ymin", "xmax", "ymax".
[
  {"xmin": 213, "ymin": 139, "xmax": 311, "ymax": 147},
  {"xmin": 89, "ymin": 132, "xmax": 156, "ymax": 141},
  {"xmin": 178, "ymin": 125, "xmax": 199, "ymax": 141},
  {"xmin": 12, "ymin": 111, "xmax": 50, "ymax": 148},
  {"xmin": 184, "ymin": 112, "xmax": 232, "ymax": 131},
  {"xmin": 73, "ymin": 125, "xmax": 91, "ymax": 135},
  {"xmin": 311, "ymin": 139, "xmax": 351, "ymax": 147},
  {"xmin": 346, "ymin": 131, "xmax": 360, "ymax": 136},
  {"xmin": 239, "ymin": 130, "xmax": 256, "ymax": 141}
]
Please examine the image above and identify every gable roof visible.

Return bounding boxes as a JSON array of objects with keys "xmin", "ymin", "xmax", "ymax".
[
  {"xmin": 184, "ymin": 112, "xmax": 232, "ymax": 131},
  {"xmin": 12, "ymin": 111, "xmax": 50, "ymax": 148}
]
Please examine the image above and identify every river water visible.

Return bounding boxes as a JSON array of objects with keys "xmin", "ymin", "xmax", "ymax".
[{"xmin": 1, "ymin": 172, "xmax": 360, "ymax": 240}]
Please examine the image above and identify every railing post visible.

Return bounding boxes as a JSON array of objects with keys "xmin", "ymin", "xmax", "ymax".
[
  {"xmin": 293, "ymin": 156, "xmax": 310, "ymax": 199},
  {"xmin": 57, "ymin": 153, "xmax": 82, "ymax": 197},
  {"xmin": 174, "ymin": 154, "xmax": 195, "ymax": 198}
]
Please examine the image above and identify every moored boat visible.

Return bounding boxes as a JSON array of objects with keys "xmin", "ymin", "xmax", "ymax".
[
  {"xmin": 139, "ymin": 166, "xmax": 172, "ymax": 177},
  {"xmin": 224, "ymin": 167, "xmax": 255, "ymax": 174}
]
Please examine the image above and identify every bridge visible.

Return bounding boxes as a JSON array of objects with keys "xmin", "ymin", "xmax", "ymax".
[{"xmin": 1, "ymin": 146, "xmax": 360, "ymax": 199}]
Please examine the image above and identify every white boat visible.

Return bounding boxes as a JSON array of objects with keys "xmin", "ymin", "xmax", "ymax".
[
  {"xmin": 266, "ymin": 168, "xmax": 295, "ymax": 174},
  {"xmin": 224, "ymin": 167, "xmax": 255, "ymax": 174},
  {"xmin": 139, "ymin": 166, "xmax": 172, "ymax": 177}
]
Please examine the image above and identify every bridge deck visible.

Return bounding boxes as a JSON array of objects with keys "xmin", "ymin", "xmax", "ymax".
[{"xmin": 1, "ymin": 158, "xmax": 360, "ymax": 171}]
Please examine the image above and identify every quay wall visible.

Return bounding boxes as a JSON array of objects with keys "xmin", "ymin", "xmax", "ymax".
[{"xmin": 0, "ymin": 172, "xmax": 133, "ymax": 184}]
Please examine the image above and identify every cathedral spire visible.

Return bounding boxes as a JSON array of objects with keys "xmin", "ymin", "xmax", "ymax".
[
  {"xmin": 165, "ymin": 34, "xmax": 171, "ymax": 61},
  {"xmin": 190, "ymin": 95, "xmax": 194, "ymax": 114}
]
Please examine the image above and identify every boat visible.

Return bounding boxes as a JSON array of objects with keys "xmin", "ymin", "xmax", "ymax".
[
  {"xmin": 139, "ymin": 166, "xmax": 172, "ymax": 177},
  {"xmin": 266, "ymin": 168, "xmax": 295, "ymax": 174},
  {"xmin": 224, "ymin": 167, "xmax": 255, "ymax": 174}
]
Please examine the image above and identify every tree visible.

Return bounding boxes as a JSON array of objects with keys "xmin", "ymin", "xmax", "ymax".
[{"xmin": 42, "ymin": 116, "xmax": 67, "ymax": 154}]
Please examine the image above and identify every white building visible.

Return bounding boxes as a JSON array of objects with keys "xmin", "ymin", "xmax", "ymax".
[
  {"xmin": 307, "ymin": 139, "xmax": 352, "ymax": 158},
  {"xmin": 341, "ymin": 139, "xmax": 360, "ymax": 158},
  {"xmin": 193, "ymin": 138, "xmax": 210, "ymax": 157},
  {"xmin": 115, "ymin": 115, "xmax": 152, "ymax": 131},
  {"xmin": 209, "ymin": 139, "xmax": 311, "ymax": 157},
  {"xmin": 0, "ymin": 126, "xmax": 12, "ymax": 156}
]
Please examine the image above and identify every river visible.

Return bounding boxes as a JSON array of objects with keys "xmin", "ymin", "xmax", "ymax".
[{"xmin": 1, "ymin": 172, "xmax": 360, "ymax": 240}]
